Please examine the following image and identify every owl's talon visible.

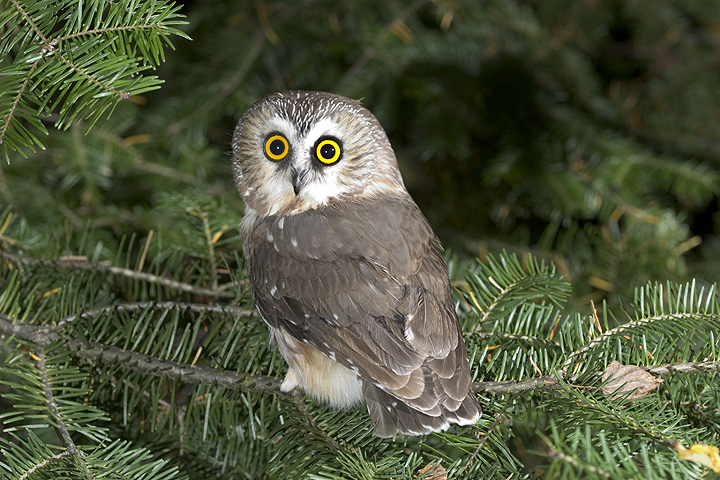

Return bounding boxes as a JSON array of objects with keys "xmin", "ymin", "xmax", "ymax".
[{"xmin": 280, "ymin": 368, "xmax": 302, "ymax": 394}]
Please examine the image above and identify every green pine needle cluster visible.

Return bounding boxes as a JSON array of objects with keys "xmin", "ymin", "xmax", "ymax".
[
  {"xmin": 0, "ymin": 0, "xmax": 188, "ymax": 159},
  {"xmin": 1, "ymin": 0, "xmax": 720, "ymax": 479}
]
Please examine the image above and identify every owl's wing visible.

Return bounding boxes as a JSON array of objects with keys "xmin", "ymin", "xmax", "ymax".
[{"xmin": 245, "ymin": 195, "xmax": 480, "ymax": 435}]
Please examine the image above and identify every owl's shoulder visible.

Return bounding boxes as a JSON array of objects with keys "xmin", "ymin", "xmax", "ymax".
[{"xmin": 246, "ymin": 193, "xmax": 439, "ymax": 267}]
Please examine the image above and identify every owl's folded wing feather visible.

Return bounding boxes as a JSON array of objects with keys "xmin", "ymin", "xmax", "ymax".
[{"xmin": 244, "ymin": 195, "xmax": 479, "ymax": 433}]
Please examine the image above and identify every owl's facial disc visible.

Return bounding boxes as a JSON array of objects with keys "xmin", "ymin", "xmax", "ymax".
[
  {"xmin": 232, "ymin": 90, "xmax": 407, "ymax": 217},
  {"xmin": 256, "ymin": 116, "xmax": 352, "ymax": 212}
]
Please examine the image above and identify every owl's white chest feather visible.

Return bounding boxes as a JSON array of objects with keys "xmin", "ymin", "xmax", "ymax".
[{"xmin": 273, "ymin": 327, "xmax": 363, "ymax": 409}]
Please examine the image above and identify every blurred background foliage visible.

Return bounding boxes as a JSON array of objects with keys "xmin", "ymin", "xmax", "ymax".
[
  {"xmin": 4, "ymin": 0, "xmax": 720, "ymax": 309},
  {"xmin": 2, "ymin": 1, "xmax": 720, "ymax": 479}
]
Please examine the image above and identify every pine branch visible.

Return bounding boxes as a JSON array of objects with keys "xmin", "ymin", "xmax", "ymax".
[
  {"xmin": 36, "ymin": 350, "xmax": 74, "ymax": 448},
  {"xmin": 555, "ymin": 383, "xmax": 678, "ymax": 449},
  {"xmin": 7, "ymin": 0, "xmax": 50, "ymax": 45},
  {"xmin": 561, "ymin": 312, "xmax": 719, "ymax": 374},
  {"xmin": 0, "ymin": 310, "xmax": 279, "ymax": 393},
  {"xmin": 474, "ymin": 360, "xmax": 720, "ymax": 395},
  {"xmin": 54, "ymin": 301, "xmax": 254, "ymax": 330},
  {"xmin": 0, "ymin": 300, "xmax": 254, "ymax": 341},
  {"xmin": 0, "ymin": 57, "xmax": 43, "ymax": 150},
  {"xmin": 0, "ymin": 0, "xmax": 188, "ymax": 157},
  {"xmin": 70, "ymin": 341, "xmax": 283, "ymax": 394},
  {"xmin": 17, "ymin": 449, "xmax": 75, "ymax": 480},
  {"xmin": 0, "ymin": 249, "xmax": 238, "ymax": 299},
  {"xmin": 59, "ymin": 24, "xmax": 172, "ymax": 43},
  {"xmin": 547, "ymin": 449, "xmax": 613, "ymax": 479},
  {"xmin": 3, "ymin": 311, "xmax": 718, "ymax": 401},
  {"xmin": 289, "ymin": 393, "xmax": 342, "ymax": 451},
  {"xmin": 193, "ymin": 211, "xmax": 219, "ymax": 291},
  {"xmin": 460, "ymin": 412, "xmax": 505, "ymax": 475},
  {"xmin": 34, "ymin": 351, "xmax": 97, "ymax": 480},
  {"xmin": 473, "ymin": 330, "xmax": 561, "ymax": 348}
]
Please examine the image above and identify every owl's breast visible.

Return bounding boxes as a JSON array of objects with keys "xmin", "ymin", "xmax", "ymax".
[
  {"xmin": 241, "ymin": 194, "xmax": 456, "ymax": 351},
  {"xmin": 246, "ymin": 194, "xmax": 433, "ymax": 268},
  {"xmin": 273, "ymin": 326, "xmax": 364, "ymax": 409}
]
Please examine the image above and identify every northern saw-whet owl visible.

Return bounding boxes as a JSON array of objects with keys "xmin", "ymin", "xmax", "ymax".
[{"xmin": 232, "ymin": 90, "xmax": 481, "ymax": 437}]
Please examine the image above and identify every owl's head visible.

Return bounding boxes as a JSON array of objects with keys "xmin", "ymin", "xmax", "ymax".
[{"xmin": 231, "ymin": 91, "xmax": 406, "ymax": 216}]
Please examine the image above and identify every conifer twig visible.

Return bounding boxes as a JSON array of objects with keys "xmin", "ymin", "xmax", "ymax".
[
  {"xmin": 560, "ymin": 312, "xmax": 718, "ymax": 373},
  {"xmin": 35, "ymin": 350, "xmax": 74, "ymax": 448},
  {"xmin": 3, "ymin": 311, "xmax": 718, "ymax": 399},
  {"xmin": 547, "ymin": 450, "xmax": 614, "ymax": 479},
  {"xmin": 17, "ymin": 450, "xmax": 75, "ymax": 480},
  {"xmin": 7, "ymin": 0, "xmax": 49, "ymax": 44},
  {"xmin": 472, "ymin": 359, "xmax": 720, "ymax": 395},
  {"xmin": 472, "ymin": 375, "xmax": 560, "ymax": 395},
  {"xmin": 289, "ymin": 392, "xmax": 341, "ymax": 451},
  {"xmin": 473, "ymin": 331, "xmax": 561, "ymax": 347},
  {"xmin": 35, "ymin": 351, "xmax": 96, "ymax": 479},
  {"xmin": 59, "ymin": 24, "xmax": 168, "ymax": 42},
  {"xmin": 55, "ymin": 300, "xmax": 253, "ymax": 329},
  {"xmin": 0, "ymin": 58, "xmax": 41, "ymax": 147},
  {"xmin": 0, "ymin": 250, "xmax": 237, "ymax": 299},
  {"xmin": 461, "ymin": 411, "xmax": 504, "ymax": 474},
  {"xmin": 67, "ymin": 340, "xmax": 284, "ymax": 394}
]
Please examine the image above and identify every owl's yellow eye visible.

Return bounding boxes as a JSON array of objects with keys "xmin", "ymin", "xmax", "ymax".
[
  {"xmin": 315, "ymin": 138, "xmax": 342, "ymax": 165},
  {"xmin": 265, "ymin": 134, "xmax": 289, "ymax": 161}
]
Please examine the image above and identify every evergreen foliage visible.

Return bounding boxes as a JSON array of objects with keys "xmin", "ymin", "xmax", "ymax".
[{"xmin": 1, "ymin": 0, "xmax": 720, "ymax": 478}]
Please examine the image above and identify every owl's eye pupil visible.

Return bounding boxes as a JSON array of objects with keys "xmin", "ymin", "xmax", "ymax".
[
  {"xmin": 315, "ymin": 137, "xmax": 342, "ymax": 165},
  {"xmin": 265, "ymin": 134, "xmax": 289, "ymax": 161},
  {"xmin": 320, "ymin": 144, "xmax": 335, "ymax": 158},
  {"xmin": 270, "ymin": 139, "xmax": 285, "ymax": 155}
]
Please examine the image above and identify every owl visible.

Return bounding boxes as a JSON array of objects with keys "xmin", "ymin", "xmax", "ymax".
[{"xmin": 232, "ymin": 90, "xmax": 481, "ymax": 437}]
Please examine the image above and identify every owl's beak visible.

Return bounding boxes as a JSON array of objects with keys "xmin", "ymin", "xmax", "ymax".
[{"xmin": 290, "ymin": 167, "xmax": 306, "ymax": 196}]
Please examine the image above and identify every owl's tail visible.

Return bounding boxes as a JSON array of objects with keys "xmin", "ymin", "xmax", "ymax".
[{"xmin": 362, "ymin": 381, "xmax": 481, "ymax": 438}]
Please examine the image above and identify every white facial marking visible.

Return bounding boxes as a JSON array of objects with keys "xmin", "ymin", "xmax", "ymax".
[
  {"xmin": 283, "ymin": 117, "xmax": 348, "ymax": 212},
  {"xmin": 293, "ymin": 177, "xmax": 344, "ymax": 212}
]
